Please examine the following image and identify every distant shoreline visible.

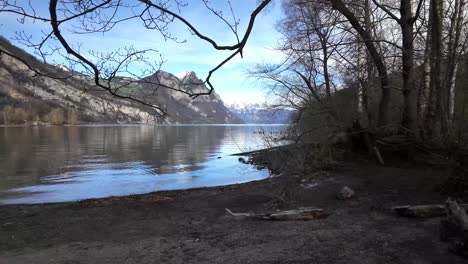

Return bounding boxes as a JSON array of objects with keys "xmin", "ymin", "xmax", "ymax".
[{"xmin": 0, "ymin": 123, "xmax": 289, "ymax": 128}]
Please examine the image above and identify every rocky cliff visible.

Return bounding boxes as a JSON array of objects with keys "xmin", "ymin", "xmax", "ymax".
[
  {"xmin": 0, "ymin": 37, "xmax": 241, "ymax": 125},
  {"xmin": 139, "ymin": 71, "xmax": 242, "ymax": 124}
]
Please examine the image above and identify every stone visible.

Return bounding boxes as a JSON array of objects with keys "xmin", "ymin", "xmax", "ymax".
[{"xmin": 337, "ymin": 186, "xmax": 355, "ymax": 200}]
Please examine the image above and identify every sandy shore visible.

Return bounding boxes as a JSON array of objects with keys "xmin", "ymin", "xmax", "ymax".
[{"xmin": 0, "ymin": 159, "xmax": 465, "ymax": 263}]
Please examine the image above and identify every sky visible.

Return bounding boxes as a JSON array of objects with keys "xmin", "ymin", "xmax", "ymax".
[{"xmin": 0, "ymin": 0, "xmax": 285, "ymax": 105}]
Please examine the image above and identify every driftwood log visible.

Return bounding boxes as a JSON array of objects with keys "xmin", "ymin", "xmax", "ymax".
[
  {"xmin": 225, "ymin": 207, "xmax": 329, "ymax": 221},
  {"xmin": 440, "ymin": 199, "xmax": 468, "ymax": 256},
  {"xmin": 445, "ymin": 199, "xmax": 468, "ymax": 229},
  {"xmin": 392, "ymin": 203, "xmax": 468, "ymax": 218}
]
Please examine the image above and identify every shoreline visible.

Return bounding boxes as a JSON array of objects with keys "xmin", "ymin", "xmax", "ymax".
[
  {"xmin": 0, "ymin": 177, "xmax": 273, "ymax": 206},
  {"xmin": 1, "ymin": 159, "xmax": 465, "ymax": 263}
]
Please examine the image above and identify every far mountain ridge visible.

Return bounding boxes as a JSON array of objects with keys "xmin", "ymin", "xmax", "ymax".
[
  {"xmin": 227, "ymin": 103, "xmax": 294, "ymax": 124},
  {"xmin": 0, "ymin": 36, "xmax": 242, "ymax": 125}
]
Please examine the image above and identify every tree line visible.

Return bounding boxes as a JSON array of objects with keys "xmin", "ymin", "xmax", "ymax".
[{"xmin": 253, "ymin": 0, "xmax": 467, "ymax": 148}]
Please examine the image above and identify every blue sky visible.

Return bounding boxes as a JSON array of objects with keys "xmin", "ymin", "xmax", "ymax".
[{"xmin": 0, "ymin": 1, "xmax": 284, "ymax": 105}]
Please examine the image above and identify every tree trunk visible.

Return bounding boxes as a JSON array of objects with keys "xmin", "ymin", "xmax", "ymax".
[
  {"xmin": 363, "ymin": 0, "xmax": 374, "ymax": 128},
  {"xmin": 400, "ymin": 0, "xmax": 417, "ymax": 136},
  {"xmin": 328, "ymin": 0, "xmax": 391, "ymax": 127},
  {"xmin": 420, "ymin": 22, "xmax": 432, "ymax": 139},
  {"xmin": 444, "ymin": 0, "xmax": 465, "ymax": 135},
  {"xmin": 425, "ymin": 0, "xmax": 445, "ymax": 143}
]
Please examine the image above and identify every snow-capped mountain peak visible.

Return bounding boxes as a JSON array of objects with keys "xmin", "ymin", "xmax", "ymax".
[
  {"xmin": 227, "ymin": 103, "xmax": 294, "ymax": 124},
  {"xmin": 227, "ymin": 102, "xmax": 265, "ymax": 110},
  {"xmin": 54, "ymin": 64, "xmax": 70, "ymax": 72},
  {"xmin": 175, "ymin": 70, "xmax": 196, "ymax": 80}
]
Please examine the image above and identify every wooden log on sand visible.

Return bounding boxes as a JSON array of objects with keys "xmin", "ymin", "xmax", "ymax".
[
  {"xmin": 392, "ymin": 203, "xmax": 468, "ymax": 218},
  {"xmin": 225, "ymin": 207, "xmax": 329, "ymax": 221}
]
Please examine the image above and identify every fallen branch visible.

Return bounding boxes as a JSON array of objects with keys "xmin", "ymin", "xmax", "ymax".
[
  {"xmin": 230, "ymin": 143, "xmax": 318, "ymax": 157},
  {"xmin": 230, "ymin": 145, "xmax": 291, "ymax": 156},
  {"xmin": 392, "ymin": 203, "xmax": 468, "ymax": 218},
  {"xmin": 225, "ymin": 207, "xmax": 329, "ymax": 221}
]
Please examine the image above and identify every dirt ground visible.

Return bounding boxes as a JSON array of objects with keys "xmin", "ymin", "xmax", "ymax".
[{"xmin": 0, "ymin": 157, "xmax": 466, "ymax": 264}]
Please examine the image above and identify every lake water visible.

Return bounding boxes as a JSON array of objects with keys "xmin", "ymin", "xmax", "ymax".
[{"xmin": 0, "ymin": 125, "xmax": 285, "ymax": 204}]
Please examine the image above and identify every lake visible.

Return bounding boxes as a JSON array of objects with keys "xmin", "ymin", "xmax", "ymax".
[{"xmin": 0, "ymin": 124, "xmax": 286, "ymax": 204}]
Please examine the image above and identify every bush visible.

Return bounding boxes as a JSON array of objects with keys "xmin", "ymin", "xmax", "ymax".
[
  {"xmin": 12, "ymin": 107, "xmax": 28, "ymax": 124},
  {"xmin": 46, "ymin": 109, "xmax": 65, "ymax": 125},
  {"xmin": 0, "ymin": 106, "xmax": 29, "ymax": 124},
  {"xmin": 67, "ymin": 108, "xmax": 78, "ymax": 125}
]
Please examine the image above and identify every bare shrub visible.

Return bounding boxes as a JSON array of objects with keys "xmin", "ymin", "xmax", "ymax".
[
  {"xmin": 253, "ymin": 124, "xmax": 343, "ymax": 177},
  {"xmin": 1, "ymin": 106, "xmax": 13, "ymax": 124},
  {"xmin": 12, "ymin": 108, "xmax": 28, "ymax": 124},
  {"xmin": 0, "ymin": 106, "xmax": 30, "ymax": 124},
  {"xmin": 67, "ymin": 109, "xmax": 78, "ymax": 125},
  {"xmin": 46, "ymin": 109, "xmax": 65, "ymax": 125}
]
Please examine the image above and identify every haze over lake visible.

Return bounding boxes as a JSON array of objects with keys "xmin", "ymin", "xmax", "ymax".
[{"xmin": 0, "ymin": 125, "xmax": 285, "ymax": 204}]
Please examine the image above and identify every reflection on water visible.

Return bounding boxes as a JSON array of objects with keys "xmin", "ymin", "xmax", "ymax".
[{"xmin": 0, "ymin": 125, "xmax": 285, "ymax": 204}]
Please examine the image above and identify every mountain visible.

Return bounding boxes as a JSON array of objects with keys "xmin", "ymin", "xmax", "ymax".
[
  {"xmin": 0, "ymin": 36, "xmax": 241, "ymax": 125},
  {"xmin": 139, "ymin": 71, "xmax": 242, "ymax": 124},
  {"xmin": 227, "ymin": 103, "xmax": 294, "ymax": 124}
]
